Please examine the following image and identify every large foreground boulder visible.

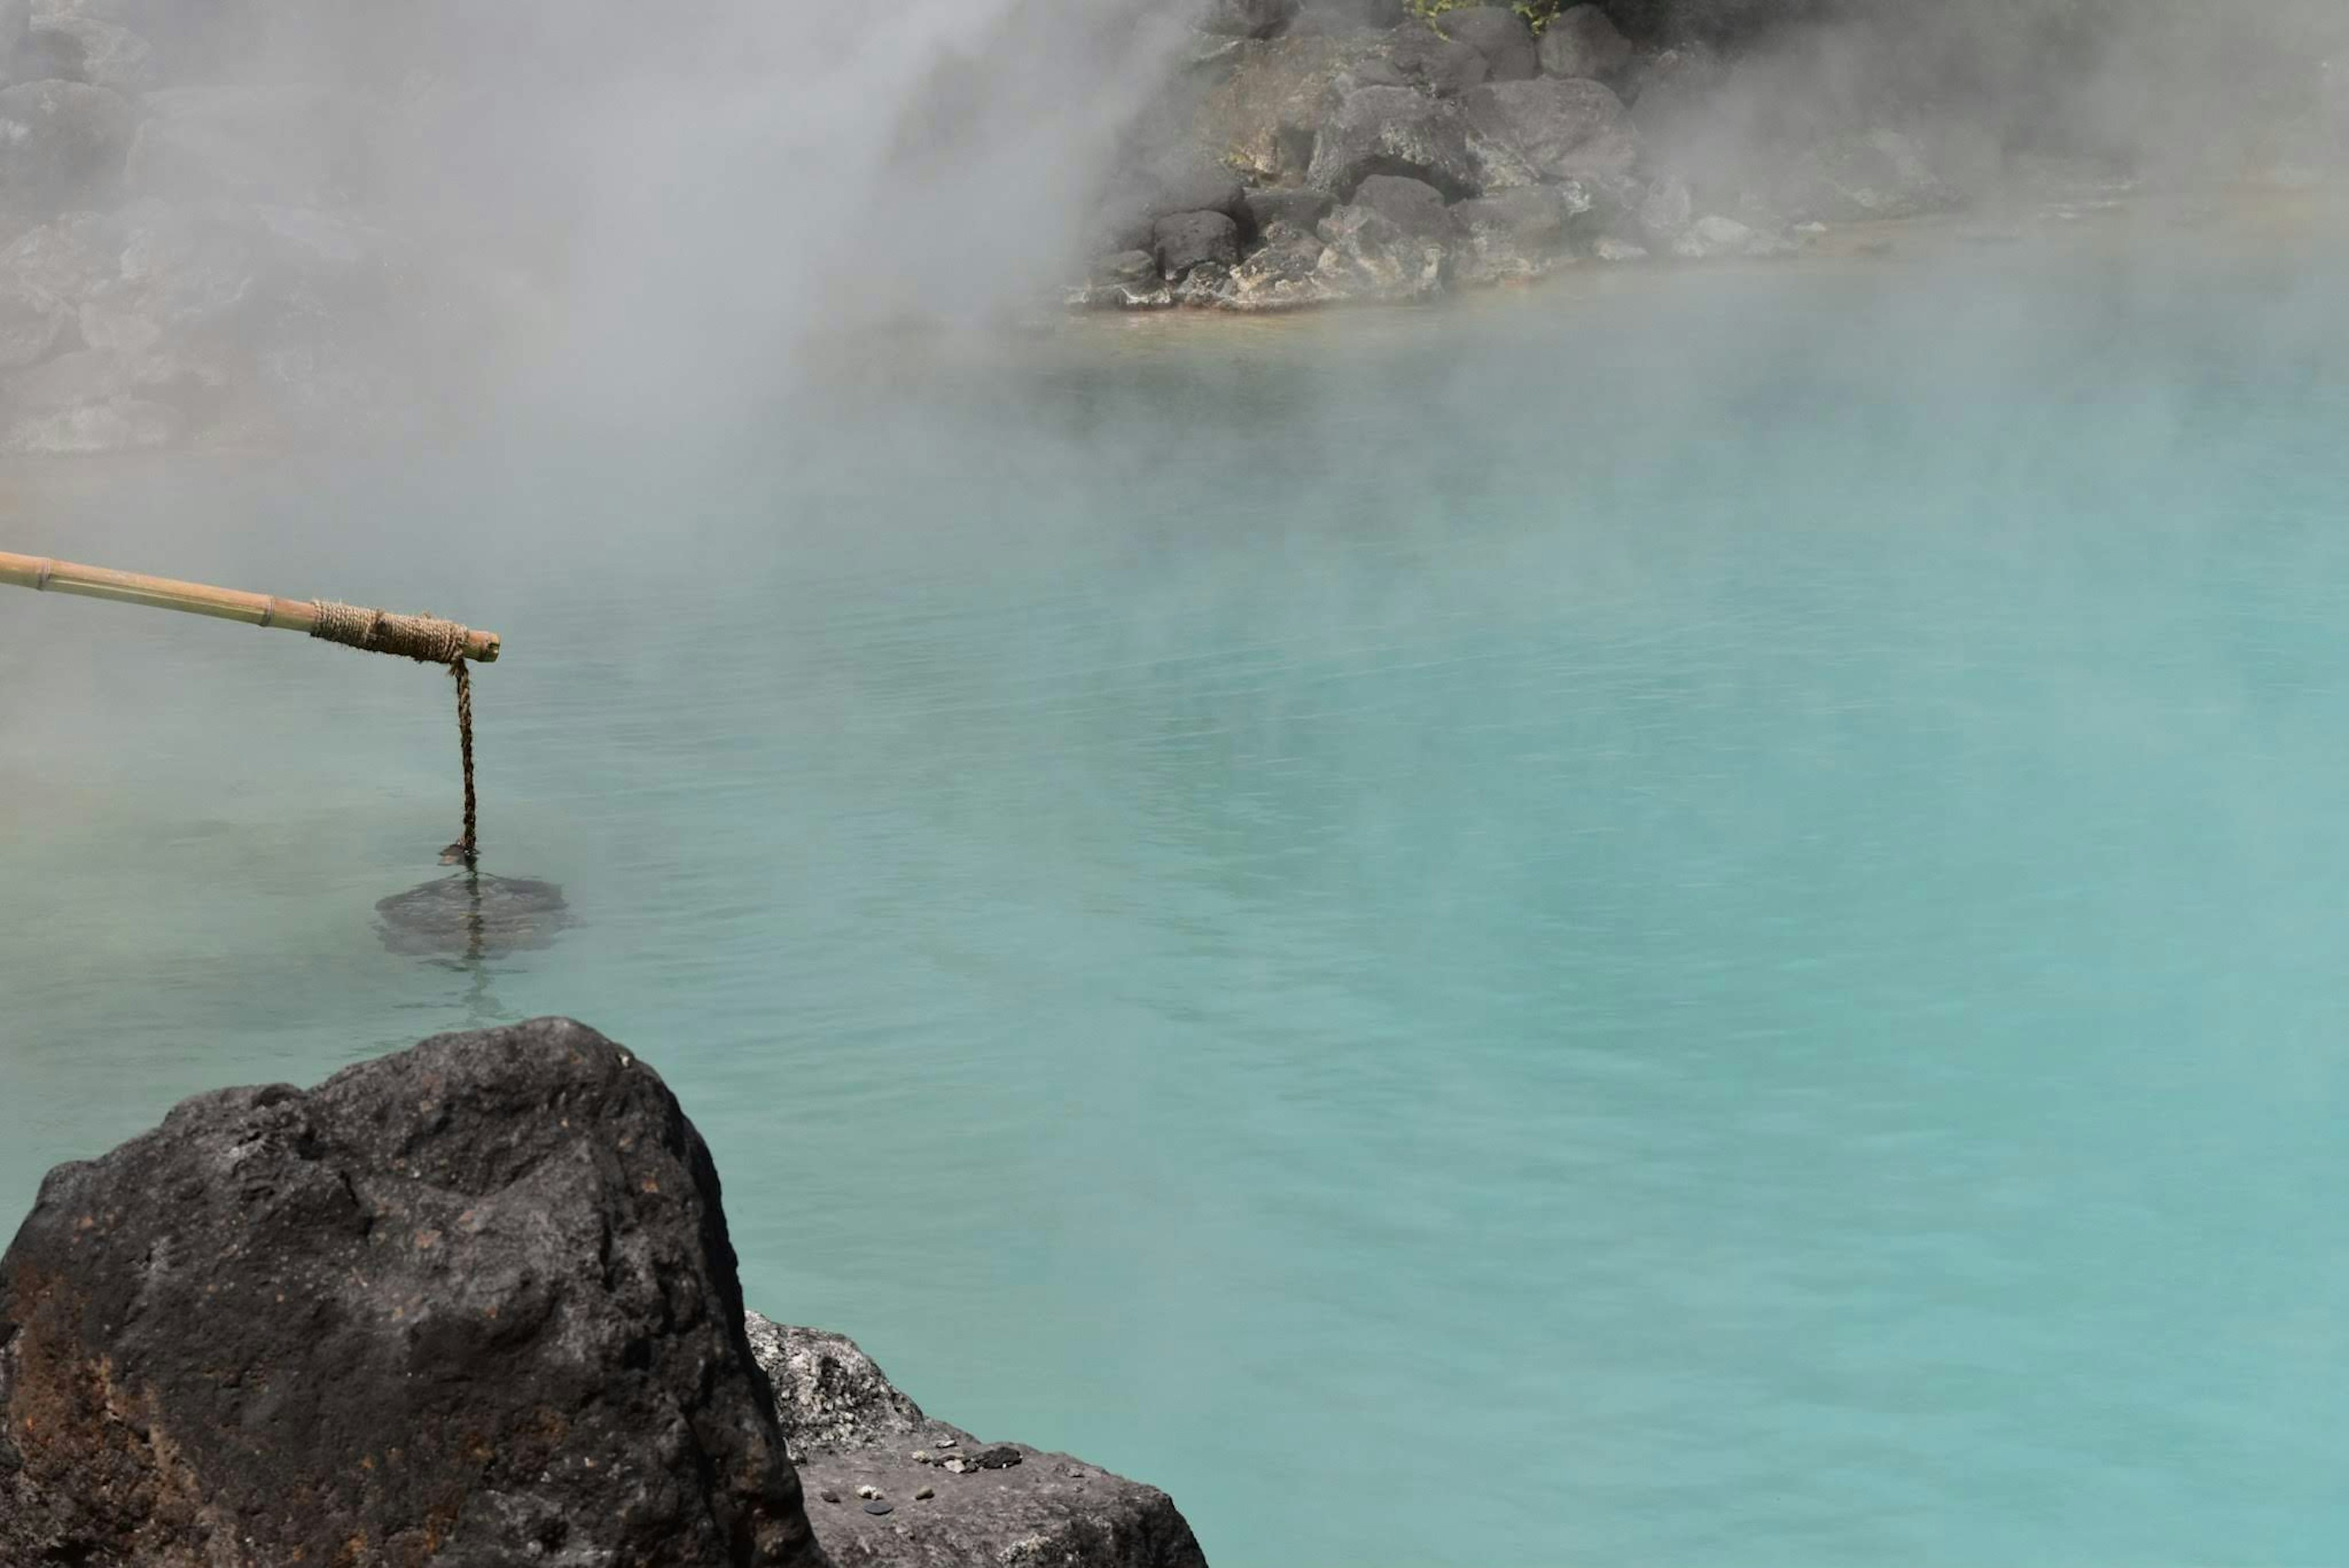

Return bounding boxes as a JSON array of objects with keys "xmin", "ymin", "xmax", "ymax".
[
  {"xmin": 0, "ymin": 1019, "xmax": 825, "ymax": 1567},
  {"xmin": 750, "ymin": 1317, "xmax": 1209, "ymax": 1568}
]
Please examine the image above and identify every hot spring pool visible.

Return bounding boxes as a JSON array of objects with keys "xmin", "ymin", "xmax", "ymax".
[{"xmin": 6, "ymin": 214, "xmax": 2349, "ymax": 1565}]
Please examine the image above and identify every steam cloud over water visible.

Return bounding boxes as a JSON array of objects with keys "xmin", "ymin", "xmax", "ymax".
[{"xmin": 0, "ymin": 0, "xmax": 2339, "ymax": 447}]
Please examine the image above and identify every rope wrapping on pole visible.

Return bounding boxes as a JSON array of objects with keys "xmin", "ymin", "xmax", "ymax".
[{"xmin": 308, "ymin": 600, "xmax": 476, "ymax": 664}]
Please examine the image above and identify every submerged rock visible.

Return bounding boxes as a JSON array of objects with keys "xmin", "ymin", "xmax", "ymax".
[
  {"xmin": 749, "ymin": 1315, "xmax": 1209, "ymax": 1568},
  {"xmin": 0, "ymin": 1019, "xmax": 824, "ymax": 1568},
  {"xmin": 373, "ymin": 870, "xmax": 573, "ymax": 958}
]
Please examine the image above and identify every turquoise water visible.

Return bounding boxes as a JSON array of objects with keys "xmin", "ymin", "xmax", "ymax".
[{"xmin": 7, "ymin": 217, "xmax": 2349, "ymax": 1565}]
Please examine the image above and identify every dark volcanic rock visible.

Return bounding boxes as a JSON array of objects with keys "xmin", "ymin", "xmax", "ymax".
[
  {"xmin": 1384, "ymin": 26, "xmax": 1487, "ymax": 97},
  {"xmin": 1462, "ymin": 76, "xmax": 1638, "ymax": 181},
  {"xmin": 1351, "ymin": 172, "xmax": 1452, "ymax": 239},
  {"xmin": 1538, "ymin": 4, "xmax": 1633, "ymax": 78},
  {"xmin": 1313, "ymin": 198, "xmax": 1448, "ymax": 302},
  {"xmin": 1450, "ymin": 183, "xmax": 1578, "ymax": 282},
  {"xmin": 1422, "ymin": 6, "xmax": 1535, "ymax": 81},
  {"xmin": 0, "ymin": 1019, "xmax": 824, "ymax": 1568},
  {"xmin": 748, "ymin": 1315, "xmax": 1208, "ymax": 1568},
  {"xmin": 1153, "ymin": 208, "xmax": 1241, "ymax": 278},
  {"xmin": 1241, "ymin": 183, "xmax": 1334, "ymax": 236},
  {"xmin": 1305, "ymin": 84, "xmax": 1476, "ymax": 198}
]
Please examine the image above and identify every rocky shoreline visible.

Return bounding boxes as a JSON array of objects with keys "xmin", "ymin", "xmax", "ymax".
[
  {"xmin": 0, "ymin": 1019, "xmax": 1206, "ymax": 1567},
  {"xmin": 0, "ymin": 0, "xmax": 2339, "ymax": 456},
  {"xmin": 1067, "ymin": 0, "xmax": 2342, "ymax": 314}
]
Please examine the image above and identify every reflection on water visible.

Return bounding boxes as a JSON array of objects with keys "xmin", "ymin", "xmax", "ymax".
[{"xmin": 6, "ymin": 230, "xmax": 2349, "ymax": 1567}]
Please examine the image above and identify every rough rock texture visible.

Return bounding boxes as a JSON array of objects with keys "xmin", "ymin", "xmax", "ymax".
[
  {"xmin": 1419, "ymin": 7, "xmax": 1535, "ymax": 83},
  {"xmin": 1152, "ymin": 208, "xmax": 1241, "ymax": 277},
  {"xmin": 1240, "ymin": 183, "xmax": 1333, "ymax": 236},
  {"xmin": 1450, "ymin": 184, "xmax": 1578, "ymax": 283},
  {"xmin": 0, "ymin": 1019, "xmax": 824, "ymax": 1568},
  {"xmin": 1462, "ymin": 77, "xmax": 1638, "ymax": 182},
  {"xmin": 748, "ymin": 1315, "xmax": 1208, "ymax": 1568},
  {"xmin": 1305, "ymin": 84, "xmax": 1476, "ymax": 198},
  {"xmin": 1351, "ymin": 171, "xmax": 1451, "ymax": 238},
  {"xmin": 1313, "ymin": 197, "xmax": 1447, "ymax": 301},
  {"xmin": 1215, "ymin": 220, "xmax": 1333, "ymax": 310},
  {"xmin": 1537, "ymin": 5, "xmax": 1633, "ymax": 80},
  {"xmin": 1384, "ymin": 27, "xmax": 1486, "ymax": 97}
]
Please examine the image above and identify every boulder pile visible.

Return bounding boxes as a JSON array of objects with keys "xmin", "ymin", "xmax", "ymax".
[{"xmin": 1072, "ymin": 0, "xmax": 1962, "ymax": 311}]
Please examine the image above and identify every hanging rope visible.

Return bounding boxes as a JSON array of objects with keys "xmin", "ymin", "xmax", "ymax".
[
  {"xmin": 305, "ymin": 599, "xmax": 483, "ymax": 866},
  {"xmin": 451, "ymin": 659, "xmax": 480, "ymax": 869}
]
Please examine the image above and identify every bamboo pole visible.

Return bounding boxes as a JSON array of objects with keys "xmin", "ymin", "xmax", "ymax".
[{"xmin": 0, "ymin": 550, "xmax": 501, "ymax": 663}]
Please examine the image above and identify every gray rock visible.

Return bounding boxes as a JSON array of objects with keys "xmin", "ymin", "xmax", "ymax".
[
  {"xmin": 1461, "ymin": 76, "xmax": 1637, "ymax": 182},
  {"xmin": 0, "ymin": 208, "xmax": 121, "ymax": 300},
  {"xmin": 746, "ymin": 1315, "xmax": 1208, "ymax": 1568},
  {"xmin": 1352, "ymin": 171, "xmax": 1452, "ymax": 239},
  {"xmin": 1093, "ymin": 248, "xmax": 1160, "ymax": 284},
  {"xmin": 0, "ymin": 278, "xmax": 65, "ymax": 367},
  {"xmin": 25, "ymin": 14, "xmax": 152, "ymax": 92},
  {"xmin": 1591, "ymin": 232, "xmax": 1649, "ymax": 261},
  {"xmin": 1153, "ymin": 208, "xmax": 1241, "ymax": 278},
  {"xmin": 1777, "ymin": 129, "xmax": 1959, "ymax": 222},
  {"xmin": 0, "ymin": 0, "xmax": 26, "ymax": 74},
  {"xmin": 0, "ymin": 1020, "xmax": 826, "ymax": 1568},
  {"xmin": 1668, "ymin": 212, "xmax": 1795, "ymax": 259},
  {"xmin": 1066, "ymin": 278, "xmax": 1176, "ymax": 311},
  {"xmin": 1305, "ymin": 84, "xmax": 1477, "ymax": 198},
  {"xmin": 0, "ymin": 80, "xmax": 130, "ymax": 214},
  {"xmin": 1315, "ymin": 198, "xmax": 1448, "ymax": 302},
  {"xmin": 1197, "ymin": 0, "xmax": 1299, "ymax": 38},
  {"xmin": 1450, "ymin": 184, "xmax": 1575, "ymax": 282},
  {"xmin": 126, "ymin": 84, "xmax": 355, "ymax": 203},
  {"xmin": 1241, "ymin": 183, "xmax": 1334, "ymax": 236},
  {"xmin": 1152, "ymin": 169, "xmax": 1249, "ymax": 223},
  {"xmin": 1422, "ymin": 6, "xmax": 1535, "ymax": 81},
  {"xmin": 1, "ymin": 392, "xmax": 176, "ymax": 452},
  {"xmin": 1635, "ymin": 171, "xmax": 1693, "ymax": 243},
  {"xmin": 1384, "ymin": 26, "xmax": 1487, "ymax": 96},
  {"xmin": 3, "ymin": 341, "xmax": 141, "ymax": 407},
  {"xmin": 1217, "ymin": 223, "xmax": 1335, "ymax": 311},
  {"xmin": 1537, "ymin": 5, "xmax": 1632, "ymax": 79}
]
